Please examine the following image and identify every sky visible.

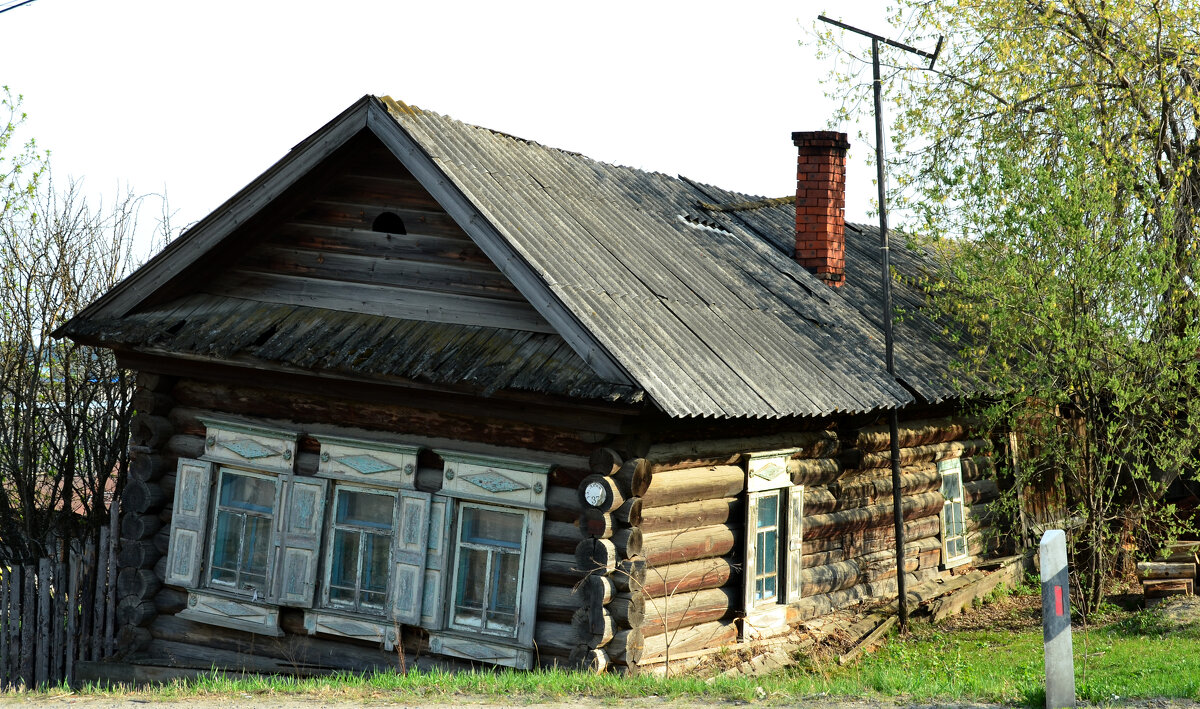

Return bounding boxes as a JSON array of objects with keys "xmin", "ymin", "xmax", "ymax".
[{"xmin": 0, "ymin": 0, "xmax": 907, "ymax": 255}]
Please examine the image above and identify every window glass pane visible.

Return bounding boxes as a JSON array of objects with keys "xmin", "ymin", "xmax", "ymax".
[
  {"xmin": 454, "ymin": 548, "xmax": 489, "ymax": 627},
  {"xmin": 210, "ymin": 510, "xmax": 240, "ymax": 584},
  {"xmin": 488, "ymin": 550, "xmax": 520, "ymax": 629},
  {"xmin": 461, "ymin": 507, "xmax": 523, "ymax": 548},
  {"xmin": 336, "ymin": 490, "xmax": 393, "ymax": 529},
  {"xmin": 362, "ymin": 532, "xmax": 390, "ymax": 595},
  {"xmin": 244, "ymin": 515, "xmax": 272, "ymax": 579},
  {"xmin": 329, "ymin": 528, "xmax": 360, "ymax": 592},
  {"xmin": 941, "ymin": 471, "xmax": 961, "ymax": 500},
  {"xmin": 759, "ymin": 529, "xmax": 777, "ymax": 575},
  {"xmin": 762, "ymin": 573, "xmax": 777, "ymax": 599},
  {"xmin": 220, "ymin": 472, "xmax": 275, "ymax": 512},
  {"xmin": 757, "ymin": 494, "xmax": 778, "ymax": 528}
]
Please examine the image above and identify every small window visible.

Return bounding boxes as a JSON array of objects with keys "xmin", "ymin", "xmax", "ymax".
[
  {"xmin": 450, "ymin": 503, "xmax": 527, "ymax": 637},
  {"xmin": 209, "ymin": 469, "xmax": 279, "ymax": 594},
  {"xmin": 939, "ymin": 458, "xmax": 970, "ymax": 566},
  {"xmin": 753, "ymin": 491, "xmax": 780, "ymax": 603},
  {"xmin": 372, "ymin": 211, "xmax": 406, "ymax": 234},
  {"xmin": 325, "ymin": 488, "xmax": 395, "ymax": 614}
]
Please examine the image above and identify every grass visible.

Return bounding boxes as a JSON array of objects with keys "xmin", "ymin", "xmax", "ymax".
[{"xmin": 18, "ymin": 585, "xmax": 1200, "ymax": 706}]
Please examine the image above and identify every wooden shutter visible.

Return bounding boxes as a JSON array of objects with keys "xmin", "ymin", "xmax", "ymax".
[
  {"xmin": 786, "ymin": 484, "xmax": 804, "ymax": 604},
  {"xmin": 275, "ymin": 476, "xmax": 328, "ymax": 607},
  {"xmin": 743, "ymin": 492, "xmax": 760, "ymax": 612},
  {"xmin": 391, "ymin": 489, "xmax": 431, "ymax": 624},
  {"xmin": 166, "ymin": 459, "xmax": 215, "ymax": 589},
  {"xmin": 420, "ymin": 495, "xmax": 453, "ymax": 629}
]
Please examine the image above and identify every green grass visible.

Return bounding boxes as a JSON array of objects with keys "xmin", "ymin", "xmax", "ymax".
[{"xmin": 20, "ymin": 595, "xmax": 1200, "ymax": 706}]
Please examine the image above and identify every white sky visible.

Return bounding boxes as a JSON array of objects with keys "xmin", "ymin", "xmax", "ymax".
[{"xmin": 0, "ymin": 0, "xmax": 906, "ymax": 255}]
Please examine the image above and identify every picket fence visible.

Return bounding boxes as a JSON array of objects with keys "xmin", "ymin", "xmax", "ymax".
[{"xmin": 0, "ymin": 523, "xmax": 119, "ymax": 689}]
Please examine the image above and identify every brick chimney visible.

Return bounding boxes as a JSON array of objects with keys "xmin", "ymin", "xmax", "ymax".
[{"xmin": 792, "ymin": 131, "xmax": 849, "ymax": 287}]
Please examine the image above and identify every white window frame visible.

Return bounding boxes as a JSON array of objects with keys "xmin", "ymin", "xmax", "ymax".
[
  {"xmin": 320, "ymin": 483, "xmax": 399, "ymax": 616},
  {"xmin": 743, "ymin": 450, "xmax": 804, "ymax": 640},
  {"xmin": 939, "ymin": 458, "xmax": 970, "ymax": 568},
  {"xmin": 207, "ymin": 466, "xmax": 282, "ymax": 597},
  {"xmin": 446, "ymin": 501, "xmax": 529, "ymax": 639}
]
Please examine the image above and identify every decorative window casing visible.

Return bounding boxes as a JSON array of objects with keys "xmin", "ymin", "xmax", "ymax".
[
  {"xmin": 743, "ymin": 450, "xmax": 804, "ymax": 639},
  {"xmin": 164, "ymin": 421, "xmax": 550, "ymax": 667},
  {"xmin": 426, "ymin": 451, "xmax": 549, "ymax": 669},
  {"xmin": 939, "ymin": 458, "xmax": 970, "ymax": 568}
]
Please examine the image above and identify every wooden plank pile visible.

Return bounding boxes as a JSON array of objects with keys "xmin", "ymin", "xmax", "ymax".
[{"xmin": 1139, "ymin": 542, "xmax": 1200, "ymax": 606}]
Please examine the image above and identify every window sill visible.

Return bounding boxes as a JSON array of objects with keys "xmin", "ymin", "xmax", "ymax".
[
  {"xmin": 742, "ymin": 603, "xmax": 789, "ymax": 640},
  {"xmin": 429, "ymin": 630, "xmax": 531, "ymax": 669},
  {"xmin": 178, "ymin": 590, "xmax": 283, "ymax": 637},
  {"xmin": 304, "ymin": 609, "xmax": 396, "ymax": 649},
  {"xmin": 943, "ymin": 555, "xmax": 972, "ymax": 570}
]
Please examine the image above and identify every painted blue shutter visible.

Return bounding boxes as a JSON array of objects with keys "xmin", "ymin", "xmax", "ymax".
[
  {"xmin": 787, "ymin": 485, "xmax": 804, "ymax": 604},
  {"xmin": 420, "ymin": 495, "xmax": 453, "ymax": 629},
  {"xmin": 276, "ymin": 476, "xmax": 328, "ymax": 607},
  {"xmin": 391, "ymin": 489, "xmax": 431, "ymax": 625},
  {"xmin": 165, "ymin": 459, "xmax": 214, "ymax": 589}
]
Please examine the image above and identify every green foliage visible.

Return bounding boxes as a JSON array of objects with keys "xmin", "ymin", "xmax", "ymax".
[{"xmin": 820, "ymin": 0, "xmax": 1200, "ymax": 615}]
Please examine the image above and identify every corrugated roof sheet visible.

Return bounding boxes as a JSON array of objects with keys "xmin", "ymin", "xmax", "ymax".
[
  {"xmin": 69, "ymin": 294, "xmax": 643, "ymax": 404},
  {"xmin": 385, "ymin": 101, "xmax": 924, "ymax": 418}
]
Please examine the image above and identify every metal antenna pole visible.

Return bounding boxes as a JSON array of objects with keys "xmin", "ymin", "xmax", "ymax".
[{"xmin": 818, "ymin": 14, "xmax": 941, "ymax": 633}]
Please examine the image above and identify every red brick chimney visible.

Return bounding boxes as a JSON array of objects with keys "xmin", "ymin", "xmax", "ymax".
[{"xmin": 792, "ymin": 131, "xmax": 849, "ymax": 287}]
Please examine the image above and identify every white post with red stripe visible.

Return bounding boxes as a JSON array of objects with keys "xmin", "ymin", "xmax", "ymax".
[{"xmin": 1040, "ymin": 529, "xmax": 1076, "ymax": 709}]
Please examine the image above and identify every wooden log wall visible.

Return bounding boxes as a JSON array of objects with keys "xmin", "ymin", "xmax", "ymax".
[
  {"xmin": 123, "ymin": 370, "xmax": 608, "ymax": 673},
  {"xmin": 576, "ymin": 430, "xmax": 838, "ymax": 672},
  {"xmin": 793, "ymin": 416, "xmax": 999, "ymax": 622}
]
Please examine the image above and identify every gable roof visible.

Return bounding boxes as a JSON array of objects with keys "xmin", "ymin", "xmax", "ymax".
[{"xmin": 61, "ymin": 95, "xmax": 966, "ymax": 420}]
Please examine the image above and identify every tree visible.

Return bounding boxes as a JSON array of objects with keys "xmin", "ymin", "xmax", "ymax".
[
  {"xmin": 0, "ymin": 88, "xmax": 142, "ymax": 562},
  {"xmin": 820, "ymin": 1, "xmax": 1200, "ymax": 614}
]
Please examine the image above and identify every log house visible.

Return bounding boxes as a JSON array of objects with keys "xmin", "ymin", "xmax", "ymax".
[{"xmin": 58, "ymin": 96, "xmax": 1001, "ymax": 675}]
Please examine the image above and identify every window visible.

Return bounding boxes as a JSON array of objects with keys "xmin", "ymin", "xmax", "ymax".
[
  {"xmin": 209, "ymin": 469, "xmax": 278, "ymax": 594},
  {"xmin": 450, "ymin": 504, "xmax": 526, "ymax": 636},
  {"xmin": 939, "ymin": 458, "xmax": 970, "ymax": 567},
  {"xmin": 324, "ymin": 487, "xmax": 395, "ymax": 614},
  {"xmin": 743, "ymin": 450, "xmax": 804, "ymax": 639}
]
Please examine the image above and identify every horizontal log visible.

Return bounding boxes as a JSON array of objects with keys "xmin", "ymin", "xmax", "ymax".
[
  {"xmin": 802, "ymin": 549, "xmax": 845, "ymax": 567},
  {"xmin": 852, "ymin": 439, "xmax": 994, "ymax": 472},
  {"xmin": 538, "ymin": 585, "xmax": 584, "ymax": 623},
  {"xmin": 546, "ymin": 485, "xmax": 582, "ymax": 524},
  {"xmin": 117, "ymin": 567, "xmax": 162, "ymax": 599},
  {"xmin": 959, "ymin": 455, "xmax": 995, "ymax": 483},
  {"xmin": 128, "ymin": 447, "xmax": 173, "ymax": 482},
  {"xmin": 575, "ymin": 538, "xmax": 617, "ymax": 575},
  {"xmin": 121, "ymin": 513, "xmax": 163, "ymax": 541},
  {"xmin": 964, "ymin": 479, "xmax": 1000, "ymax": 505},
  {"xmin": 132, "ymin": 388, "xmax": 175, "ymax": 416},
  {"xmin": 166, "ymin": 433, "xmax": 205, "ymax": 460},
  {"xmin": 641, "ymin": 524, "xmax": 737, "ymax": 567},
  {"xmin": 608, "ymin": 592, "xmax": 645, "ymax": 629},
  {"xmin": 803, "ymin": 492, "xmax": 943, "ymax": 540},
  {"xmin": 634, "ymin": 557, "xmax": 737, "ymax": 598},
  {"xmin": 579, "ymin": 474, "xmax": 627, "ymax": 513},
  {"xmin": 118, "ymin": 540, "xmax": 162, "ymax": 569},
  {"xmin": 153, "ymin": 587, "xmax": 187, "ymax": 615},
  {"xmin": 641, "ymin": 587, "xmax": 736, "ymax": 638},
  {"xmin": 641, "ymin": 465, "xmax": 744, "ymax": 510},
  {"xmin": 136, "ymin": 372, "xmax": 176, "ymax": 393},
  {"xmin": 602, "ymin": 627, "xmax": 644, "ymax": 664},
  {"xmin": 1137, "ymin": 562, "xmax": 1196, "ymax": 580},
  {"xmin": 153, "ymin": 556, "xmax": 167, "ymax": 583},
  {"xmin": 613, "ymin": 459, "xmax": 651, "ymax": 498},
  {"xmin": 584, "ymin": 573, "xmax": 615, "ymax": 608},
  {"xmin": 116, "ymin": 594, "xmax": 157, "ymax": 627},
  {"xmin": 534, "ymin": 621, "xmax": 578, "ymax": 655},
  {"xmin": 854, "ymin": 417, "xmax": 981, "ymax": 453},
  {"xmin": 543, "ymin": 520, "xmax": 584, "ymax": 555},
  {"xmin": 130, "ymin": 414, "xmax": 172, "ymax": 448},
  {"xmin": 650, "ymin": 453, "xmax": 741, "ymax": 473},
  {"xmin": 644, "ymin": 431, "xmax": 837, "ymax": 465},
  {"xmin": 614, "ymin": 497, "xmax": 642, "ymax": 527},
  {"xmin": 117, "ymin": 625, "xmax": 153, "ymax": 653},
  {"xmin": 541, "ymin": 552, "xmax": 585, "ymax": 586},
  {"xmin": 638, "ymin": 497, "xmax": 740, "ymax": 535},
  {"xmin": 153, "ymin": 526, "xmax": 171, "ymax": 556},
  {"xmin": 635, "ymin": 619, "xmax": 737, "ymax": 665},
  {"xmin": 589, "ymin": 447, "xmax": 623, "ymax": 477},
  {"xmin": 789, "ymin": 457, "xmax": 843, "ymax": 487},
  {"xmin": 613, "ymin": 527, "xmax": 643, "ymax": 559},
  {"xmin": 568, "ymin": 646, "xmax": 608, "ymax": 673},
  {"xmin": 122, "ymin": 478, "xmax": 167, "ymax": 515},
  {"xmin": 832, "ymin": 463, "xmax": 941, "ymax": 500},
  {"xmin": 580, "ymin": 509, "xmax": 616, "ymax": 539}
]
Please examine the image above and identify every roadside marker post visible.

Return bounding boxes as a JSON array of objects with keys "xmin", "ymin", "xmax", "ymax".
[{"xmin": 1040, "ymin": 529, "xmax": 1076, "ymax": 709}]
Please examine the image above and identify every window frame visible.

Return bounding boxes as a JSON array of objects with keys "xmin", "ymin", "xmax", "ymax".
[
  {"xmin": 320, "ymin": 483, "xmax": 400, "ymax": 616},
  {"xmin": 743, "ymin": 449, "xmax": 804, "ymax": 639},
  {"xmin": 939, "ymin": 457, "xmax": 971, "ymax": 568},
  {"xmin": 446, "ymin": 501, "xmax": 529, "ymax": 639},
  {"xmin": 206, "ymin": 466, "xmax": 282, "ymax": 598}
]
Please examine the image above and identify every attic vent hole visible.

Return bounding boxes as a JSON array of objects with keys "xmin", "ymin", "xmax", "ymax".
[
  {"xmin": 251, "ymin": 325, "xmax": 279, "ymax": 348},
  {"xmin": 372, "ymin": 212, "xmax": 407, "ymax": 235}
]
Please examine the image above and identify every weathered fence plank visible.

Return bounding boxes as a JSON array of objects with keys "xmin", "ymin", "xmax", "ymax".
[
  {"xmin": 36, "ymin": 557, "xmax": 50, "ymax": 688},
  {"xmin": 20, "ymin": 564, "xmax": 33, "ymax": 688}
]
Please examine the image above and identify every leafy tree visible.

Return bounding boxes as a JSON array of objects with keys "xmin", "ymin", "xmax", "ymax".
[
  {"xmin": 820, "ymin": 1, "xmax": 1200, "ymax": 613},
  {"xmin": 0, "ymin": 88, "xmax": 142, "ymax": 562}
]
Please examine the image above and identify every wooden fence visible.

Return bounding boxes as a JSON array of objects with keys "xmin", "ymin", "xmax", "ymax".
[{"xmin": 0, "ymin": 524, "xmax": 119, "ymax": 689}]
